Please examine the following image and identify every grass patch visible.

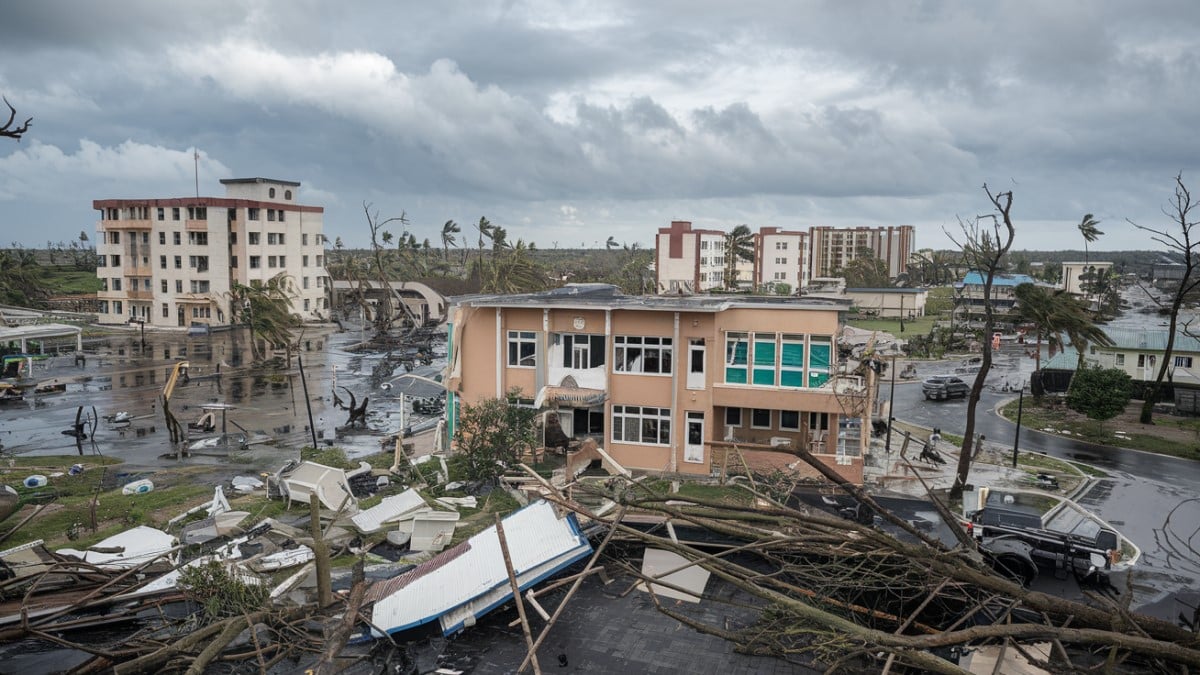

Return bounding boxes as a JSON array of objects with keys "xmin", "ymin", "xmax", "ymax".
[
  {"xmin": 4, "ymin": 455, "xmax": 122, "ymax": 469},
  {"xmin": 40, "ymin": 266, "xmax": 102, "ymax": 294},
  {"xmin": 1014, "ymin": 452, "xmax": 1079, "ymax": 475},
  {"xmin": 300, "ymin": 446, "xmax": 355, "ymax": 470},
  {"xmin": 1000, "ymin": 400, "xmax": 1200, "ymax": 461},
  {"xmin": 2, "ymin": 472, "xmax": 213, "ymax": 549}
]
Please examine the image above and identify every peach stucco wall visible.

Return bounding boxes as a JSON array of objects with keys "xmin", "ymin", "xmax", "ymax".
[{"xmin": 450, "ymin": 299, "xmax": 859, "ymax": 481}]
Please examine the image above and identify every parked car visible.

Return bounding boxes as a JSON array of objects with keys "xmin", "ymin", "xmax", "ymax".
[
  {"xmin": 922, "ymin": 376, "xmax": 969, "ymax": 401},
  {"xmin": 410, "ymin": 395, "xmax": 445, "ymax": 415}
]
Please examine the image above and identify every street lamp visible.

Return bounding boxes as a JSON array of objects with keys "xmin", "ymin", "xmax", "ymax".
[{"xmin": 128, "ymin": 317, "xmax": 145, "ymax": 350}]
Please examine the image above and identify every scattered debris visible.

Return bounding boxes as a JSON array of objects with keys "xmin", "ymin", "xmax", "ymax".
[
  {"xmin": 363, "ymin": 500, "xmax": 592, "ymax": 640},
  {"xmin": 57, "ymin": 525, "xmax": 178, "ymax": 571},
  {"xmin": 121, "ymin": 478, "xmax": 154, "ymax": 495}
]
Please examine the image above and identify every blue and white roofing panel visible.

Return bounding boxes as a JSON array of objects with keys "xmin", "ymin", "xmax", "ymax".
[{"xmin": 366, "ymin": 499, "xmax": 591, "ymax": 638}]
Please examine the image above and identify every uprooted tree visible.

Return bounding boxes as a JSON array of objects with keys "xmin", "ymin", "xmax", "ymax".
[
  {"xmin": 945, "ymin": 185, "xmax": 1016, "ymax": 500},
  {"xmin": 524, "ymin": 451, "xmax": 1200, "ymax": 674}
]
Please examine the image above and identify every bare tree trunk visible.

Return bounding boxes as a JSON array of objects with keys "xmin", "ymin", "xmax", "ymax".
[
  {"xmin": 949, "ymin": 186, "xmax": 1016, "ymax": 500},
  {"xmin": 1135, "ymin": 174, "xmax": 1200, "ymax": 423}
]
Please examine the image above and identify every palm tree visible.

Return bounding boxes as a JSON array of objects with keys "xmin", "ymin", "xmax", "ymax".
[
  {"xmin": 723, "ymin": 225, "xmax": 754, "ymax": 290},
  {"xmin": 1077, "ymin": 214, "xmax": 1103, "ymax": 265},
  {"xmin": 606, "ymin": 236, "xmax": 619, "ymax": 250},
  {"xmin": 1014, "ymin": 283, "xmax": 1113, "ymax": 373},
  {"xmin": 440, "ymin": 220, "xmax": 460, "ymax": 263},
  {"xmin": 229, "ymin": 273, "xmax": 299, "ymax": 362}
]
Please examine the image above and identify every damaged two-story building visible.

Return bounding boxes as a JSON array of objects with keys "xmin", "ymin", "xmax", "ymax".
[{"xmin": 444, "ymin": 284, "xmax": 868, "ymax": 484}]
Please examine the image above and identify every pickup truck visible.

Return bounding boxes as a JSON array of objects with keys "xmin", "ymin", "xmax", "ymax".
[
  {"xmin": 967, "ymin": 506, "xmax": 1122, "ymax": 587},
  {"xmin": 922, "ymin": 375, "xmax": 969, "ymax": 401}
]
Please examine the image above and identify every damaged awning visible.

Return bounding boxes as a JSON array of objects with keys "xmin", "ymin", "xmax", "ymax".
[{"xmin": 534, "ymin": 385, "xmax": 607, "ymax": 408}]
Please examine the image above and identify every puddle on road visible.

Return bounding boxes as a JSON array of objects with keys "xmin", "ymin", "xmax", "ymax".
[{"xmin": 0, "ymin": 326, "xmax": 446, "ymax": 471}]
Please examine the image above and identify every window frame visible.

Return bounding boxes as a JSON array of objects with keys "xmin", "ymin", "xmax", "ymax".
[
  {"xmin": 611, "ymin": 405, "xmax": 672, "ymax": 446},
  {"xmin": 507, "ymin": 330, "xmax": 537, "ymax": 368},
  {"xmin": 613, "ymin": 335, "xmax": 673, "ymax": 375},
  {"xmin": 751, "ymin": 408, "xmax": 772, "ymax": 429},
  {"xmin": 725, "ymin": 407, "xmax": 742, "ymax": 428}
]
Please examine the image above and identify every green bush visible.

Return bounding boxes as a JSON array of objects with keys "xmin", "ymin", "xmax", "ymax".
[
  {"xmin": 1066, "ymin": 367, "xmax": 1131, "ymax": 420},
  {"xmin": 179, "ymin": 559, "xmax": 270, "ymax": 620}
]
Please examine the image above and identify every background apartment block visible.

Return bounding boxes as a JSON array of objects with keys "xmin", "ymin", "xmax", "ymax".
[
  {"xmin": 753, "ymin": 226, "xmax": 809, "ymax": 291},
  {"xmin": 655, "ymin": 221, "xmax": 728, "ymax": 293},
  {"xmin": 808, "ymin": 225, "xmax": 913, "ymax": 280},
  {"xmin": 445, "ymin": 284, "xmax": 865, "ymax": 483},
  {"xmin": 94, "ymin": 177, "xmax": 329, "ymax": 328},
  {"xmin": 656, "ymin": 222, "xmax": 913, "ymax": 294}
]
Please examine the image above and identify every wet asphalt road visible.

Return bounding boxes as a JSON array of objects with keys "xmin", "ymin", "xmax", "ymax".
[{"xmin": 881, "ymin": 353, "xmax": 1200, "ymax": 621}]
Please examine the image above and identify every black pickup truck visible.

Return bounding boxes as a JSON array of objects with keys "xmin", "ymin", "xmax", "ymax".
[{"xmin": 967, "ymin": 506, "xmax": 1121, "ymax": 586}]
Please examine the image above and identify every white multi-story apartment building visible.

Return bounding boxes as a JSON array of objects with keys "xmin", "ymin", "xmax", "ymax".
[
  {"xmin": 655, "ymin": 221, "xmax": 728, "ymax": 293},
  {"xmin": 94, "ymin": 177, "xmax": 329, "ymax": 328},
  {"xmin": 754, "ymin": 227, "xmax": 809, "ymax": 291},
  {"xmin": 655, "ymin": 222, "xmax": 912, "ymax": 295}
]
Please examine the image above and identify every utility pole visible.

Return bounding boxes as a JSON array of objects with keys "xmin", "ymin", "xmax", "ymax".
[
  {"xmin": 1011, "ymin": 387, "xmax": 1024, "ymax": 467},
  {"xmin": 885, "ymin": 354, "xmax": 897, "ymax": 454}
]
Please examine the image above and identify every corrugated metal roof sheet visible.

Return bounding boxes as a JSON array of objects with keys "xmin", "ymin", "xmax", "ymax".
[
  {"xmin": 351, "ymin": 489, "xmax": 428, "ymax": 533},
  {"xmin": 1101, "ymin": 328, "xmax": 1200, "ymax": 352},
  {"xmin": 1042, "ymin": 348, "xmax": 1081, "ymax": 371},
  {"xmin": 960, "ymin": 271, "xmax": 1037, "ymax": 287},
  {"xmin": 366, "ymin": 500, "xmax": 591, "ymax": 637}
]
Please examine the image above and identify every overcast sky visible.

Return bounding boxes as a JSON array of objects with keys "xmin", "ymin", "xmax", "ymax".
[{"xmin": 2, "ymin": 1, "xmax": 1198, "ymax": 253}]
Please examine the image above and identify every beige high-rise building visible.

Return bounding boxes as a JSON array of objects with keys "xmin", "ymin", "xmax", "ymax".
[
  {"xmin": 808, "ymin": 225, "xmax": 913, "ymax": 280},
  {"xmin": 94, "ymin": 177, "xmax": 329, "ymax": 328}
]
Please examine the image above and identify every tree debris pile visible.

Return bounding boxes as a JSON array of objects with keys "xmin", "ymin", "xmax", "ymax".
[{"xmin": 549, "ymin": 475, "xmax": 1200, "ymax": 674}]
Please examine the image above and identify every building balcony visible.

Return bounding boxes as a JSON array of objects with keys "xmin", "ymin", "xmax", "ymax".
[
  {"xmin": 710, "ymin": 381, "xmax": 846, "ymax": 415},
  {"xmin": 185, "ymin": 219, "xmax": 208, "ymax": 232},
  {"xmin": 175, "ymin": 293, "xmax": 213, "ymax": 303},
  {"xmin": 98, "ymin": 219, "xmax": 152, "ymax": 231},
  {"xmin": 126, "ymin": 289, "xmax": 153, "ymax": 300},
  {"xmin": 122, "ymin": 264, "xmax": 153, "ymax": 277}
]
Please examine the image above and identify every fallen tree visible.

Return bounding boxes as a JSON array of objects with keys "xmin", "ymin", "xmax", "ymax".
[{"xmin": 520, "ymin": 464, "xmax": 1200, "ymax": 674}]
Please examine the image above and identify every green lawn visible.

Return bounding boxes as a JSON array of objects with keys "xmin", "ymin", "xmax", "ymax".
[
  {"xmin": 1000, "ymin": 400, "xmax": 1200, "ymax": 461},
  {"xmin": 40, "ymin": 266, "xmax": 102, "ymax": 294}
]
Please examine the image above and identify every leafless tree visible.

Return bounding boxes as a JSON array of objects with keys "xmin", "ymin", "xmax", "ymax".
[
  {"xmin": 1, "ymin": 97, "xmax": 32, "ymax": 140},
  {"xmin": 945, "ymin": 185, "xmax": 1016, "ymax": 500},
  {"xmin": 1131, "ymin": 173, "xmax": 1200, "ymax": 424}
]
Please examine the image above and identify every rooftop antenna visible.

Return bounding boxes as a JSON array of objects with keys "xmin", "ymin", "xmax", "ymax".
[{"xmin": 193, "ymin": 148, "xmax": 200, "ymax": 198}]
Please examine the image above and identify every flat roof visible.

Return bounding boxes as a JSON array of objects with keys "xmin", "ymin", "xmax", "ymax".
[
  {"xmin": 0, "ymin": 323, "xmax": 83, "ymax": 341},
  {"xmin": 219, "ymin": 177, "xmax": 301, "ymax": 187},
  {"xmin": 453, "ymin": 284, "xmax": 849, "ymax": 313}
]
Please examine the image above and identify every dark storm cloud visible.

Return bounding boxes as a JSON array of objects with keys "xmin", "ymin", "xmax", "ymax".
[{"xmin": 1, "ymin": 0, "xmax": 1199, "ymax": 250}]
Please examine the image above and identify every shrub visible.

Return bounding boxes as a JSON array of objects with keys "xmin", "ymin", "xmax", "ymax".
[
  {"xmin": 1066, "ymin": 366, "xmax": 1131, "ymax": 420},
  {"xmin": 179, "ymin": 559, "xmax": 270, "ymax": 620}
]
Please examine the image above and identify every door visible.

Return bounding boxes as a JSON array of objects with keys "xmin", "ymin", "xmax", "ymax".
[
  {"xmin": 687, "ymin": 339, "xmax": 705, "ymax": 390},
  {"xmin": 684, "ymin": 411, "xmax": 705, "ymax": 464}
]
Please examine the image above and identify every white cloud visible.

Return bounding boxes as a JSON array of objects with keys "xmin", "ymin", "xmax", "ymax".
[{"xmin": 0, "ymin": 139, "xmax": 231, "ymax": 204}]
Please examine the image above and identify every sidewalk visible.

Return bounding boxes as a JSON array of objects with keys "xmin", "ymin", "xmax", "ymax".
[{"xmin": 864, "ymin": 425, "xmax": 1091, "ymax": 503}]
